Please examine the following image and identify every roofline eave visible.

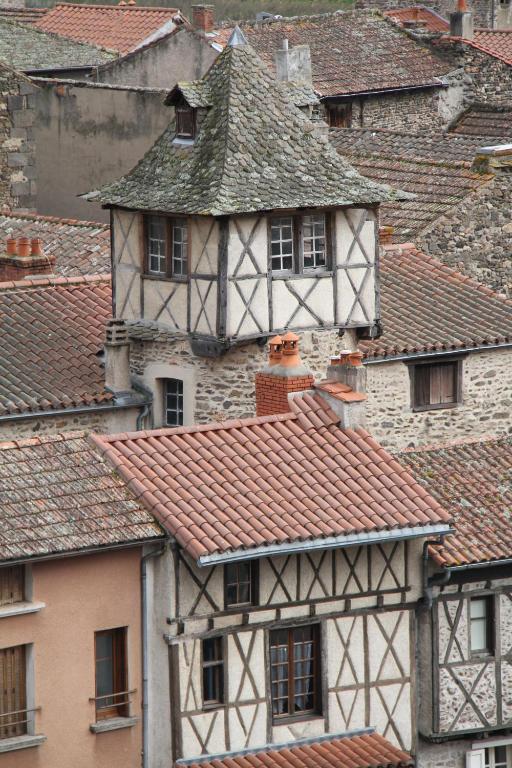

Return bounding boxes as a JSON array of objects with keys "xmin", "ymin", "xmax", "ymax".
[{"xmin": 321, "ymin": 80, "xmax": 445, "ymax": 101}]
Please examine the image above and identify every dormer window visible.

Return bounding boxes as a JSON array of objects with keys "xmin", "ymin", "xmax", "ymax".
[
  {"xmin": 270, "ymin": 212, "xmax": 330, "ymax": 273},
  {"xmin": 175, "ymin": 107, "xmax": 196, "ymax": 140}
]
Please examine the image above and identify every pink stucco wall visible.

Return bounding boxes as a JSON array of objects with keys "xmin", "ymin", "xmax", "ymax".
[{"xmin": 0, "ymin": 547, "xmax": 144, "ymax": 768}]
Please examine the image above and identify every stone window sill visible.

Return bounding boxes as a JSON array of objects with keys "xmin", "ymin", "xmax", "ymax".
[
  {"xmin": 0, "ymin": 601, "xmax": 45, "ymax": 619},
  {"xmin": 90, "ymin": 716, "xmax": 139, "ymax": 734},
  {"xmin": 0, "ymin": 734, "xmax": 46, "ymax": 753}
]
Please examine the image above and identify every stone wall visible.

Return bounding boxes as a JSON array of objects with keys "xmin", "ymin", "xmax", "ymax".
[
  {"xmin": 364, "ymin": 346, "xmax": 512, "ymax": 450},
  {"xmin": 349, "ymin": 87, "xmax": 447, "ymax": 131},
  {"xmin": 353, "ymin": 0, "xmax": 494, "ymax": 29},
  {"xmin": 418, "ymin": 171, "xmax": 512, "ymax": 296},
  {"xmin": 0, "ymin": 65, "xmax": 37, "ymax": 211},
  {"xmin": 416, "ymin": 737, "xmax": 468, "ymax": 768},
  {"xmin": 0, "ymin": 405, "xmax": 140, "ymax": 441}
]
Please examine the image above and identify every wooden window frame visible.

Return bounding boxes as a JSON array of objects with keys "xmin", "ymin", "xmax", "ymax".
[
  {"xmin": 268, "ymin": 211, "xmax": 332, "ymax": 275},
  {"xmin": 175, "ymin": 106, "xmax": 196, "ymax": 140},
  {"xmin": 143, "ymin": 214, "xmax": 190, "ymax": 281},
  {"xmin": 94, "ymin": 627, "xmax": 128, "ymax": 721},
  {"xmin": 224, "ymin": 560, "xmax": 259, "ymax": 609},
  {"xmin": 407, "ymin": 357, "xmax": 463, "ymax": 412},
  {"xmin": 326, "ymin": 102, "xmax": 353, "ymax": 128},
  {"xmin": 0, "ymin": 645, "xmax": 27, "ymax": 740},
  {"xmin": 201, "ymin": 636, "xmax": 225, "ymax": 709},
  {"xmin": 0, "ymin": 566, "xmax": 24, "ymax": 607},
  {"xmin": 269, "ymin": 624, "xmax": 321, "ymax": 723},
  {"xmin": 469, "ymin": 595, "xmax": 495, "ymax": 659},
  {"xmin": 164, "ymin": 378, "xmax": 184, "ymax": 427}
]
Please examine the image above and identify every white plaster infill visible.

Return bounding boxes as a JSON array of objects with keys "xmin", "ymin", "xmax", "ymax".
[
  {"xmin": 0, "ymin": 734, "xmax": 46, "ymax": 753},
  {"xmin": 0, "ymin": 601, "xmax": 45, "ymax": 619},
  {"xmin": 90, "ymin": 716, "xmax": 139, "ymax": 734}
]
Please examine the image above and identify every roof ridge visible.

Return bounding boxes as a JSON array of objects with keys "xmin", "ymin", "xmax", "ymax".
[
  {"xmin": 51, "ymin": 2, "xmax": 179, "ymax": 9},
  {"xmin": 0, "ymin": 13, "xmax": 118, "ymax": 55},
  {"xmin": 0, "ymin": 211, "xmax": 108, "ymax": 228},
  {"xmin": 0, "ymin": 273, "xmax": 111, "ymax": 292},
  {"xmin": 221, "ymin": 8, "xmax": 380, "ymax": 29},
  {"xmin": 0, "ymin": 431, "xmax": 87, "ymax": 451}
]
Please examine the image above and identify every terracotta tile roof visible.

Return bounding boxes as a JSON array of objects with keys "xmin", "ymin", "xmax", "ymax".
[
  {"xmin": 361, "ymin": 244, "xmax": 512, "ymax": 359},
  {"xmin": 0, "ymin": 7, "xmax": 48, "ymax": 25},
  {"xmin": 470, "ymin": 29, "xmax": 512, "ymax": 66},
  {"xmin": 180, "ymin": 731, "xmax": 413, "ymax": 768},
  {"xmin": 0, "ymin": 213, "xmax": 110, "ymax": 277},
  {"xmin": 89, "ymin": 42, "xmax": 399, "ymax": 216},
  {"xmin": 0, "ymin": 275, "xmax": 113, "ymax": 417},
  {"xmin": 34, "ymin": 3, "xmax": 183, "ymax": 55},
  {"xmin": 0, "ymin": 16, "xmax": 116, "ymax": 71},
  {"xmin": 384, "ymin": 6, "xmax": 449, "ymax": 33},
  {"xmin": 330, "ymin": 127, "xmax": 494, "ymax": 242},
  {"xmin": 92, "ymin": 392, "xmax": 450, "ymax": 563},
  {"xmin": 400, "ymin": 436, "xmax": 512, "ymax": 567},
  {"xmin": 449, "ymin": 102, "xmax": 512, "ymax": 139},
  {"xmin": 0, "ymin": 432, "xmax": 162, "ymax": 562},
  {"xmin": 218, "ymin": 10, "xmax": 451, "ymax": 97}
]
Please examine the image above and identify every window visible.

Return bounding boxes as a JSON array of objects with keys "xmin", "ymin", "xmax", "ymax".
[
  {"xmin": 95, "ymin": 628, "xmax": 128, "ymax": 720},
  {"xmin": 145, "ymin": 215, "xmax": 189, "ymax": 278},
  {"xmin": 470, "ymin": 597, "xmax": 494, "ymax": 656},
  {"xmin": 270, "ymin": 213, "xmax": 329, "ymax": 273},
  {"xmin": 485, "ymin": 745, "xmax": 512, "ymax": 768},
  {"xmin": 202, "ymin": 637, "xmax": 224, "ymax": 706},
  {"xmin": 411, "ymin": 360, "xmax": 460, "ymax": 411},
  {"xmin": 0, "ymin": 645, "xmax": 26, "ymax": 739},
  {"xmin": 164, "ymin": 379, "xmax": 184, "ymax": 427},
  {"xmin": 327, "ymin": 103, "xmax": 352, "ymax": 128},
  {"xmin": 175, "ymin": 107, "xmax": 196, "ymax": 139},
  {"xmin": 270, "ymin": 625, "xmax": 321, "ymax": 720},
  {"xmin": 0, "ymin": 566, "xmax": 24, "ymax": 606},
  {"xmin": 225, "ymin": 561, "xmax": 258, "ymax": 608}
]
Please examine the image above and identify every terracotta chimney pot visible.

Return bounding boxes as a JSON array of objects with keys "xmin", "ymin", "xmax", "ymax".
[
  {"xmin": 348, "ymin": 351, "xmax": 364, "ymax": 367},
  {"xmin": 281, "ymin": 331, "xmax": 302, "ymax": 368},
  {"xmin": 6, "ymin": 237, "xmax": 17, "ymax": 256},
  {"xmin": 268, "ymin": 335, "xmax": 283, "ymax": 365},
  {"xmin": 30, "ymin": 238, "xmax": 43, "ymax": 257},
  {"xmin": 17, "ymin": 237, "xmax": 31, "ymax": 258}
]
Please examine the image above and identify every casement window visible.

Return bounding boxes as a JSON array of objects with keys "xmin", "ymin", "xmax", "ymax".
[
  {"xmin": 0, "ymin": 645, "xmax": 27, "ymax": 739},
  {"xmin": 175, "ymin": 107, "xmax": 196, "ymax": 139},
  {"xmin": 224, "ymin": 561, "xmax": 259, "ymax": 608},
  {"xmin": 270, "ymin": 213, "xmax": 330, "ymax": 273},
  {"xmin": 202, "ymin": 637, "xmax": 224, "ymax": 707},
  {"xmin": 145, "ymin": 215, "xmax": 189, "ymax": 278},
  {"xmin": 270, "ymin": 625, "xmax": 321, "ymax": 720},
  {"xmin": 326, "ymin": 103, "xmax": 352, "ymax": 128},
  {"xmin": 94, "ymin": 628, "xmax": 128, "ymax": 720},
  {"xmin": 470, "ymin": 597, "xmax": 494, "ymax": 656},
  {"xmin": 485, "ymin": 746, "xmax": 512, "ymax": 767},
  {"xmin": 410, "ymin": 359, "xmax": 461, "ymax": 411},
  {"xmin": 0, "ymin": 566, "xmax": 24, "ymax": 606},
  {"xmin": 164, "ymin": 378, "xmax": 184, "ymax": 427}
]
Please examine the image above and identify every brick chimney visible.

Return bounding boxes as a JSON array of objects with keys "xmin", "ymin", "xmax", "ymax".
[
  {"xmin": 191, "ymin": 4, "xmax": 215, "ymax": 33},
  {"xmin": 255, "ymin": 332, "xmax": 315, "ymax": 416},
  {"xmin": 104, "ymin": 318, "xmax": 132, "ymax": 394},
  {"xmin": 0, "ymin": 237, "xmax": 56, "ymax": 282},
  {"xmin": 275, "ymin": 39, "xmax": 313, "ymax": 86},
  {"xmin": 450, "ymin": 0, "xmax": 473, "ymax": 39}
]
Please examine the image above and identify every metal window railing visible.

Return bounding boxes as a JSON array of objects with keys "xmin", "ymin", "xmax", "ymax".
[
  {"xmin": 0, "ymin": 706, "xmax": 41, "ymax": 737},
  {"xmin": 89, "ymin": 689, "xmax": 137, "ymax": 711}
]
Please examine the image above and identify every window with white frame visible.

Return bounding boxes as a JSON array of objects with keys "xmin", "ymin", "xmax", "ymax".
[
  {"xmin": 147, "ymin": 215, "xmax": 167, "ymax": 275},
  {"xmin": 302, "ymin": 214, "xmax": 327, "ymax": 270},
  {"xmin": 270, "ymin": 217, "xmax": 294, "ymax": 272},
  {"xmin": 145, "ymin": 215, "xmax": 189, "ymax": 278},
  {"xmin": 171, "ymin": 219, "xmax": 188, "ymax": 277},
  {"xmin": 164, "ymin": 379, "xmax": 184, "ymax": 427},
  {"xmin": 485, "ymin": 745, "xmax": 512, "ymax": 768},
  {"xmin": 470, "ymin": 596, "xmax": 494, "ymax": 656},
  {"xmin": 270, "ymin": 213, "xmax": 329, "ymax": 273}
]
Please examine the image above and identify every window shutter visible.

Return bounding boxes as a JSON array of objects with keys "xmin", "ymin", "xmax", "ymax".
[
  {"xmin": 439, "ymin": 362, "xmax": 457, "ymax": 403},
  {"xmin": 466, "ymin": 748, "xmax": 485, "ymax": 768},
  {"xmin": 414, "ymin": 365, "xmax": 430, "ymax": 407},
  {"xmin": 0, "ymin": 645, "xmax": 26, "ymax": 738}
]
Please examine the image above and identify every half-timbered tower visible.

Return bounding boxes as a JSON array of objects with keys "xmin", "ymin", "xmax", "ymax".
[
  {"xmin": 86, "ymin": 30, "xmax": 401, "ymax": 427},
  {"xmin": 400, "ymin": 436, "xmax": 512, "ymax": 768},
  {"xmin": 92, "ymin": 341, "xmax": 451, "ymax": 768}
]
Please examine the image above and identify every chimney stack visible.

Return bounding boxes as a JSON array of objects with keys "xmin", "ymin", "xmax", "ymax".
[
  {"xmin": 191, "ymin": 4, "xmax": 215, "ymax": 34},
  {"xmin": 0, "ymin": 237, "xmax": 56, "ymax": 282},
  {"xmin": 275, "ymin": 39, "xmax": 313, "ymax": 86},
  {"xmin": 450, "ymin": 0, "xmax": 473, "ymax": 39},
  {"xmin": 104, "ymin": 318, "xmax": 132, "ymax": 394},
  {"xmin": 255, "ymin": 332, "xmax": 315, "ymax": 416},
  {"xmin": 473, "ymin": 143, "xmax": 512, "ymax": 172},
  {"xmin": 313, "ymin": 351, "xmax": 367, "ymax": 430}
]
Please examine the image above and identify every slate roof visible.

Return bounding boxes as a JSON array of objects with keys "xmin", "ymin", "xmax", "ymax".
[
  {"xmin": 330, "ymin": 127, "xmax": 494, "ymax": 242},
  {"xmin": 360, "ymin": 244, "xmax": 512, "ymax": 360},
  {"xmin": 218, "ymin": 10, "xmax": 451, "ymax": 97},
  {"xmin": 0, "ymin": 275, "xmax": 113, "ymax": 417},
  {"xmin": 0, "ymin": 16, "xmax": 116, "ymax": 71},
  {"xmin": 450, "ymin": 102, "xmax": 512, "ymax": 140},
  {"xmin": 0, "ymin": 213, "xmax": 110, "ymax": 277},
  {"xmin": 91, "ymin": 392, "xmax": 450, "ymax": 563},
  {"xmin": 0, "ymin": 7, "xmax": 48, "ymax": 25},
  {"xmin": 384, "ymin": 6, "xmax": 449, "ymax": 33},
  {"xmin": 88, "ymin": 42, "xmax": 401, "ymax": 216},
  {"xmin": 400, "ymin": 436, "xmax": 512, "ymax": 568},
  {"xmin": 34, "ymin": 2, "xmax": 183, "ymax": 56},
  {"xmin": 0, "ymin": 432, "xmax": 162, "ymax": 563},
  {"xmin": 180, "ymin": 731, "xmax": 413, "ymax": 768}
]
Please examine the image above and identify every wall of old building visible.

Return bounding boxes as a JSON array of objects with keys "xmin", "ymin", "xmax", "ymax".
[
  {"xmin": 33, "ymin": 81, "xmax": 170, "ymax": 222},
  {"xmin": 353, "ymin": 0, "xmax": 494, "ymax": 29},
  {"xmin": 418, "ymin": 171, "xmax": 512, "ymax": 296},
  {"xmin": 364, "ymin": 346, "xmax": 512, "ymax": 450},
  {"xmin": 350, "ymin": 87, "xmax": 450, "ymax": 131},
  {"xmin": 0, "ymin": 405, "xmax": 141, "ymax": 441},
  {"xmin": 0, "ymin": 66, "xmax": 37, "ymax": 211},
  {"xmin": 0, "ymin": 547, "xmax": 144, "ymax": 768}
]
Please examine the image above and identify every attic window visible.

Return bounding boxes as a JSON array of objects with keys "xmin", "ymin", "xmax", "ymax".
[{"xmin": 175, "ymin": 107, "xmax": 196, "ymax": 140}]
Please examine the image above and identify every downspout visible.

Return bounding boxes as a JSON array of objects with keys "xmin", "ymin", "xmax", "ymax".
[
  {"xmin": 133, "ymin": 378, "xmax": 154, "ymax": 431},
  {"xmin": 421, "ymin": 538, "xmax": 451, "ymax": 610},
  {"xmin": 141, "ymin": 542, "xmax": 167, "ymax": 768}
]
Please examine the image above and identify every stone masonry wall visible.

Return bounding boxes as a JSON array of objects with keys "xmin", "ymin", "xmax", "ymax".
[
  {"xmin": 364, "ymin": 346, "xmax": 512, "ymax": 450},
  {"xmin": 0, "ymin": 66, "xmax": 37, "ymax": 211},
  {"xmin": 351, "ymin": 87, "xmax": 446, "ymax": 132},
  {"xmin": 0, "ymin": 406, "xmax": 139, "ymax": 442},
  {"xmin": 457, "ymin": 44, "xmax": 512, "ymax": 103},
  {"xmin": 353, "ymin": 0, "xmax": 493, "ymax": 29},
  {"xmin": 416, "ymin": 737, "xmax": 468, "ymax": 768},
  {"xmin": 418, "ymin": 171, "xmax": 512, "ymax": 296}
]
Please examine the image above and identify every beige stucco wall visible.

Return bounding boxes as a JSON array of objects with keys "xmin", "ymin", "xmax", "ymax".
[
  {"xmin": 0, "ymin": 548, "xmax": 143, "ymax": 768},
  {"xmin": 364, "ymin": 346, "xmax": 512, "ymax": 450}
]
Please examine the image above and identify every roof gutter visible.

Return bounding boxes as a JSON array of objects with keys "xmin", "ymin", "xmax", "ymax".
[
  {"xmin": 0, "ymin": 536, "xmax": 165, "ymax": 568},
  {"xmin": 363, "ymin": 341, "xmax": 512, "ymax": 365},
  {"xmin": 197, "ymin": 523, "xmax": 452, "ymax": 567},
  {"xmin": 323, "ymin": 82, "xmax": 444, "ymax": 100},
  {"xmin": 443, "ymin": 556, "xmax": 512, "ymax": 572},
  {"xmin": 0, "ymin": 394, "xmax": 150, "ymax": 425}
]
